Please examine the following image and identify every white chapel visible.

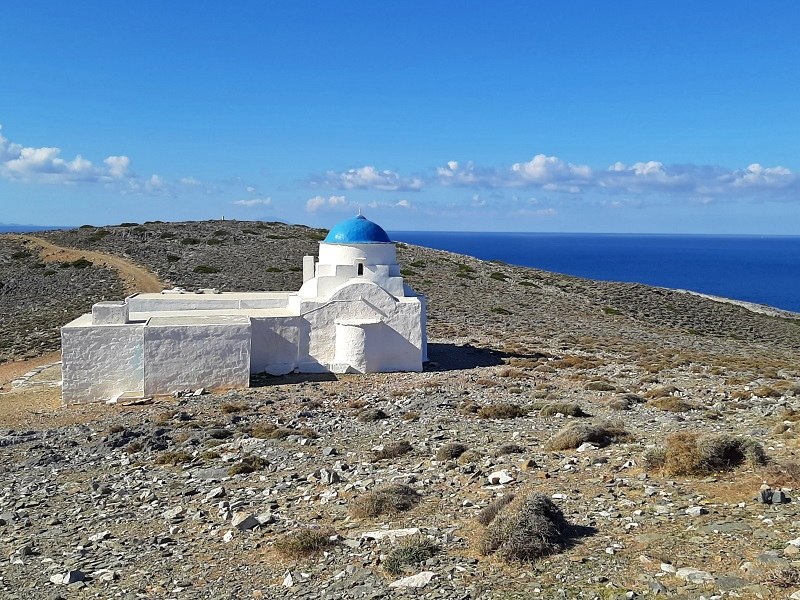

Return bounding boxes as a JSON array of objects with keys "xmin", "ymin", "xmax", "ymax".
[{"xmin": 61, "ymin": 215, "xmax": 428, "ymax": 403}]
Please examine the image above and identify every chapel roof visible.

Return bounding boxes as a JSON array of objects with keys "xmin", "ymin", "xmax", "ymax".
[{"xmin": 323, "ymin": 214, "xmax": 392, "ymax": 244}]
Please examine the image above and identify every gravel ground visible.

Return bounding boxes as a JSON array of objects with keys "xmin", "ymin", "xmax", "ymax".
[{"xmin": 0, "ymin": 220, "xmax": 798, "ymax": 599}]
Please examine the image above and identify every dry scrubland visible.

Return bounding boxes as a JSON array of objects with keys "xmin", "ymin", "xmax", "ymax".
[{"xmin": 0, "ymin": 220, "xmax": 799, "ymax": 599}]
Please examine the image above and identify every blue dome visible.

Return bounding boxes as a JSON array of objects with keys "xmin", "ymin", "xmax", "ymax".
[{"xmin": 324, "ymin": 215, "xmax": 392, "ymax": 244}]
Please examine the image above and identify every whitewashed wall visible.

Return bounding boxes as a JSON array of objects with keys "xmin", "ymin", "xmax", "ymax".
[
  {"xmin": 143, "ymin": 318, "xmax": 251, "ymax": 396},
  {"xmin": 299, "ymin": 280, "xmax": 423, "ymax": 373},
  {"xmin": 250, "ymin": 316, "xmax": 303, "ymax": 375},
  {"xmin": 61, "ymin": 324, "xmax": 145, "ymax": 404}
]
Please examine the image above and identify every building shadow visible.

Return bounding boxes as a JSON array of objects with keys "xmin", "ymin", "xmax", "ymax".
[
  {"xmin": 425, "ymin": 342, "xmax": 546, "ymax": 372},
  {"xmin": 250, "ymin": 371, "xmax": 339, "ymax": 388},
  {"xmin": 249, "ymin": 342, "xmax": 545, "ymax": 384}
]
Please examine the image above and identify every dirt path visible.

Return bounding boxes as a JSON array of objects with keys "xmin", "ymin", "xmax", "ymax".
[{"xmin": 7, "ymin": 234, "xmax": 164, "ymax": 295}]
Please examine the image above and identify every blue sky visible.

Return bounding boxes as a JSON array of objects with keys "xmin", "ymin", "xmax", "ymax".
[{"xmin": 1, "ymin": 1, "xmax": 798, "ymax": 233}]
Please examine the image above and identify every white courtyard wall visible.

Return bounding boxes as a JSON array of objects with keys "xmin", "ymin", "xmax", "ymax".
[
  {"xmin": 143, "ymin": 321, "xmax": 251, "ymax": 396},
  {"xmin": 250, "ymin": 316, "xmax": 304, "ymax": 375},
  {"xmin": 61, "ymin": 324, "xmax": 145, "ymax": 404}
]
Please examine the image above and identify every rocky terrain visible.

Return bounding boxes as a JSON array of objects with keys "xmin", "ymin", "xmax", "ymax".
[{"xmin": 0, "ymin": 220, "xmax": 799, "ymax": 600}]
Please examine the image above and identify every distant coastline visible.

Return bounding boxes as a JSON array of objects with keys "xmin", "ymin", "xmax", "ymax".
[
  {"xmin": 4, "ymin": 224, "xmax": 798, "ymax": 313},
  {"xmin": 0, "ymin": 224, "xmax": 70, "ymax": 233},
  {"xmin": 392, "ymin": 230, "xmax": 800, "ymax": 314}
]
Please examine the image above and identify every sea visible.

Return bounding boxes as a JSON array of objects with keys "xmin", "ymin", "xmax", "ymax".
[
  {"xmin": 391, "ymin": 231, "xmax": 800, "ymax": 314},
  {"xmin": 4, "ymin": 225, "xmax": 798, "ymax": 313}
]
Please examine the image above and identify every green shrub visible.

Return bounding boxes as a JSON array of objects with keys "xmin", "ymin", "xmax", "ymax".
[
  {"xmin": 69, "ymin": 258, "xmax": 93, "ymax": 269},
  {"xmin": 193, "ymin": 265, "xmax": 220, "ymax": 274},
  {"xmin": 490, "ymin": 272, "xmax": 509, "ymax": 281},
  {"xmin": 382, "ymin": 535, "xmax": 439, "ymax": 575}
]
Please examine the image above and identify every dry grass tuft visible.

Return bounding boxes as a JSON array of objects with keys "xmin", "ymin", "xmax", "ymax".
[
  {"xmin": 551, "ymin": 355, "xmax": 602, "ymax": 369},
  {"xmin": 458, "ymin": 449, "xmax": 483, "ymax": 465},
  {"xmin": 267, "ymin": 427, "xmax": 295, "ymax": 440},
  {"xmin": 477, "ymin": 403, "xmax": 528, "ymax": 419},
  {"xmin": 477, "ymin": 492, "xmax": 568, "ymax": 562},
  {"xmin": 401, "ymin": 411, "xmax": 420, "ymax": 421},
  {"xmin": 544, "ymin": 420, "xmax": 629, "ymax": 451},
  {"xmin": 495, "ymin": 444, "xmax": 525, "ymax": 457},
  {"xmin": 382, "ymin": 534, "xmax": 439, "ymax": 575},
  {"xmin": 764, "ymin": 567, "xmax": 800, "ymax": 588},
  {"xmin": 273, "ymin": 527, "xmax": 335, "ymax": 558},
  {"xmin": 299, "ymin": 427, "xmax": 319, "ymax": 439},
  {"xmin": 436, "ymin": 442, "xmax": 468, "ymax": 461},
  {"xmin": 644, "ymin": 432, "xmax": 767, "ymax": 476},
  {"xmin": 154, "ymin": 451, "xmax": 193, "ymax": 465},
  {"xmin": 778, "ymin": 408, "xmax": 800, "ymax": 422},
  {"xmin": 605, "ymin": 393, "xmax": 644, "ymax": 411},
  {"xmin": 220, "ymin": 402, "xmax": 247, "ymax": 414},
  {"xmin": 152, "ymin": 410, "xmax": 177, "ymax": 424},
  {"xmin": 247, "ymin": 422, "xmax": 277, "ymax": 438},
  {"xmin": 373, "ymin": 440, "xmax": 413, "ymax": 461},
  {"xmin": 540, "ymin": 402, "xmax": 586, "ymax": 417},
  {"xmin": 350, "ymin": 483, "xmax": 421, "ymax": 518},
  {"xmin": 643, "ymin": 385, "xmax": 681, "ymax": 399},
  {"xmin": 585, "ymin": 380, "xmax": 616, "ymax": 392},
  {"xmin": 763, "ymin": 462, "xmax": 800, "ymax": 487},
  {"xmin": 476, "ymin": 493, "xmax": 516, "ymax": 526}
]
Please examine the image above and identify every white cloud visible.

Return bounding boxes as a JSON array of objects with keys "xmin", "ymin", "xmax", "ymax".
[
  {"xmin": 104, "ymin": 156, "xmax": 131, "ymax": 179},
  {"xmin": 313, "ymin": 165, "xmax": 423, "ymax": 191},
  {"xmin": 511, "ymin": 154, "xmax": 591, "ymax": 184},
  {"xmin": 436, "ymin": 153, "xmax": 799, "ymax": 201},
  {"xmin": 232, "ymin": 197, "xmax": 272, "ymax": 207},
  {"xmin": 306, "ymin": 195, "xmax": 350, "ymax": 212},
  {"xmin": 396, "ymin": 199, "xmax": 411, "ymax": 208},
  {"xmin": 731, "ymin": 163, "xmax": 796, "ymax": 189},
  {"xmin": 180, "ymin": 176, "xmax": 201, "ymax": 186},
  {"xmin": 245, "ymin": 185, "xmax": 256, "ymax": 193},
  {"xmin": 0, "ymin": 124, "xmax": 132, "ymax": 184}
]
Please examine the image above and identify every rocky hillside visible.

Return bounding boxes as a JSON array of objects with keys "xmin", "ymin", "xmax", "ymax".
[{"xmin": 0, "ymin": 220, "xmax": 799, "ymax": 599}]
